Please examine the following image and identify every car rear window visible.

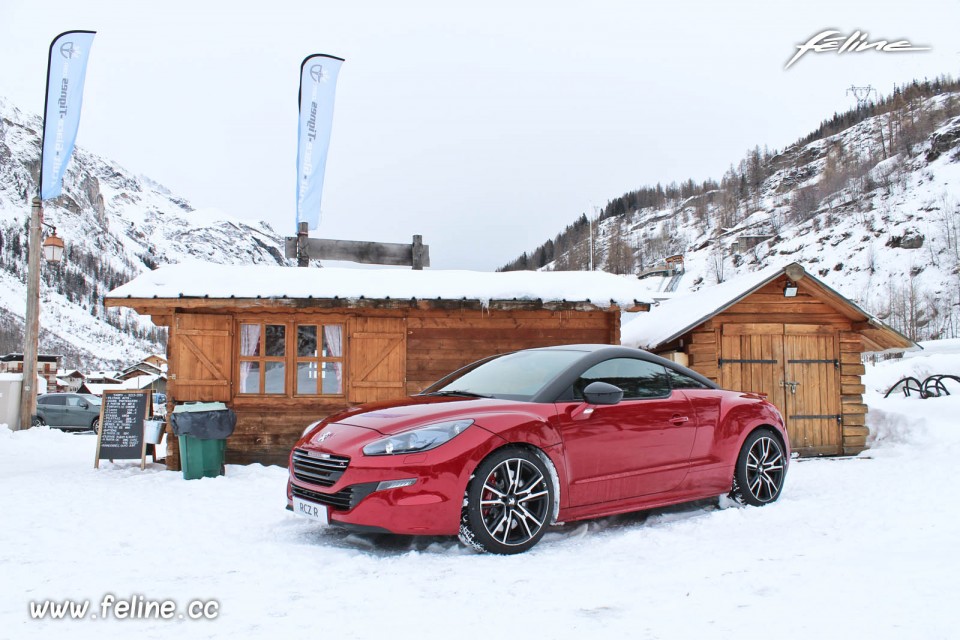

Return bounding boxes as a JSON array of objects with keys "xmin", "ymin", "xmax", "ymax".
[{"xmin": 573, "ymin": 358, "xmax": 672, "ymax": 400}]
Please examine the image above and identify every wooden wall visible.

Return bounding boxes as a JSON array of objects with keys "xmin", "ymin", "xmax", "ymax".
[
  {"xmin": 838, "ymin": 332, "xmax": 869, "ymax": 454},
  {"xmin": 670, "ymin": 277, "xmax": 869, "ymax": 456},
  {"xmin": 163, "ymin": 305, "xmax": 618, "ymax": 468},
  {"xmin": 405, "ymin": 308, "xmax": 617, "ymax": 395}
]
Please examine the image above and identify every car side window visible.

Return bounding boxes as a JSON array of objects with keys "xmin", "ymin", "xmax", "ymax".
[
  {"xmin": 40, "ymin": 396, "xmax": 66, "ymax": 406},
  {"xmin": 665, "ymin": 368, "xmax": 710, "ymax": 390},
  {"xmin": 66, "ymin": 396, "xmax": 82, "ymax": 407},
  {"xmin": 573, "ymin": 358, "xmax": 671, "ymax": 400}
]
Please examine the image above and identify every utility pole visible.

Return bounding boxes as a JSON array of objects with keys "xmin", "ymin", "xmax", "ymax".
[
  {"xmin": 19, "ymin": 197, "xmax": 43, "ymax": 430},
  {"xmin": 847, "ymin": 84, "xmax": 876, "ymax": 108}
]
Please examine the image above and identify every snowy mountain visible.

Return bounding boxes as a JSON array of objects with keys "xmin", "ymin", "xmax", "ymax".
[
  {"xmin": 0, "ymin": 96, "xmax": 288, "ymax": 369},
  {"xmin": 504, "ymin": 79, "xmax": 960, "ymax": 342}
]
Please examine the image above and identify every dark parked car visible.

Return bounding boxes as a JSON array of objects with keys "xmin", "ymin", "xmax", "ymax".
[
  {"xmin": 288, "ymin": 345, "xmax": 789, "ymax": 554},
  {"xmin": 35, "ymin": 393, "xmax": 102, "ymax": 432}
]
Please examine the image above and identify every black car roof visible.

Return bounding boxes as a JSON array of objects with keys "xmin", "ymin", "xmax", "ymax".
[
  {"xmin": 424, "ymin": 344, "xmax": 719, "ymax": 402},
  {"xmin": 526, "ymin": 345, "xmax": 719, "ymax": 402}
]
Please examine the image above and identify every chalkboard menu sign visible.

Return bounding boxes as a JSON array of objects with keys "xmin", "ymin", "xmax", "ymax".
[{"xmin": 94, "ymin": 389, "xmax": 152, "ymax": 470}]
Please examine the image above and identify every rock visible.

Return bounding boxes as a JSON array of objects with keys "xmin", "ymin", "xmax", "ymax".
[
  {"xmin": 886, "ymin": 228, "xmax": 925, "ymax": 249},
  {"xmin": 926, "ymin": 118, "xmax": 960, "ymax": 163}
]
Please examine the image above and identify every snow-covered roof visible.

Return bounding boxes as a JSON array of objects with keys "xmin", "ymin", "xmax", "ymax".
[
  {"xmin": 106, "ymin": 261, "xmax": 654, "ymax": 308},
  {"xmin": 623, "ymin": 264, "xmax": 785, "ymax": 348},
  {"xmin": 622, "ymin": 262, "xmax": 915, "ymax": 352},
  {"xmin": 80, "ymin": 383, "xmax": 126, "ymax": 396},
  {"xmin": 121, "ymin": 374, "xmax": 164, "ymax": 390}
]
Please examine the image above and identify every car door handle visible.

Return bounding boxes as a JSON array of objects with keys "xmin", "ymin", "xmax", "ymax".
[{"xmin": 670, "ymin": 415, "xmax": 690, "ymax": 424}]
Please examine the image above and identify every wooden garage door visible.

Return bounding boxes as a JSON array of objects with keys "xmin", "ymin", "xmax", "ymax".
[
  {"xmin": 783, "ymin": 326, "xmax": 841, "ymax": 455},
  {"xmin": 719, "ymin": 323, "xmax": 786, "ymax": 411},
  {"xmin": 719, "ymin": 323, "xmax": 841, "ymax": 455},
  {"xmin": 172, "ymin": 313, "xmax": 233, "ymax": 401},
  {"xmin": 348, "ymin": 317, "xmax": 406, "ymax": 404}
]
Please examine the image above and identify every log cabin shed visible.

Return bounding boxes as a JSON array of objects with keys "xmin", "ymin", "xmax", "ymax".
[
  {"xmin": 105, "ymin": 262, "xmax": 652, "ymax": 469},
  {"xmin": 622, "ymin": 262, "xmax": 916, "ymax": 456}
]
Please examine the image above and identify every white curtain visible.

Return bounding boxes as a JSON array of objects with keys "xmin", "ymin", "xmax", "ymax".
[
  {"xmin": 324, "ymin": 325, "xmax": 343, "ymax": 389},
  {"xmin": 240, "ymin": 324, "xmax": 261, "ymax": 393}
]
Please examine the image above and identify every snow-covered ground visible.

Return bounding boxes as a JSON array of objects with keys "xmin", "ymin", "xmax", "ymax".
[{"xmin": 1, "ymin": 346, "xmax": 958, "ymax": 640}]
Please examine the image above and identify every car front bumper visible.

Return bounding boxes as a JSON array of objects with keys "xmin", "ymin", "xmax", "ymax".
[{"xmin": 287, "ymin": 425, "xmax": 505, "ymax": 536}]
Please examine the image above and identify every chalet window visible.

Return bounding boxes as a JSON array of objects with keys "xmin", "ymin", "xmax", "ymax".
[
  {"xmin": 239, "ymin": 323, "xmax": 287, "ymax": 394},
  {"xmin": 236, "ymin": 321, "xmax": 345, "ymax": 397},
  {"xmin": 296, "ymin": 324, "xmax": 344, "ymax": 395}
]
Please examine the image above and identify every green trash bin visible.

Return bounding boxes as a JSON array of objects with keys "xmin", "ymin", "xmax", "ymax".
[
  {"xmin": 170, "ymin": 402, "xmax": 236, "ymax": 480},
  {"xmin": 178, "ymin": 436, "xmax": 226, "ymax": 480}
]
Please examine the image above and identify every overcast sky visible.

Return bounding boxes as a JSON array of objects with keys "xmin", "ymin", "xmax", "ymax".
[{"xmin": 2, "ymin": 0, "xmax": 958, "ymax": 270}]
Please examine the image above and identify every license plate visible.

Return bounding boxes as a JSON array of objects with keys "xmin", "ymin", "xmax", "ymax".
[{"xmin": 293, "ymin": 498, "xmax": 329, "ymax": 525}]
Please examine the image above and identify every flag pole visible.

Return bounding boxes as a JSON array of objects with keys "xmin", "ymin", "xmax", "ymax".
[
  {"xmin": 18, "ymin": 196, "xmax": 43, "ymax": 430},
  {"xmin": 20, "ymin": 30, "xmax": 95, "ymax": 429},
  {"xmin": 297, "ymin": 221, "xmax": 309, "ymax": 267}
]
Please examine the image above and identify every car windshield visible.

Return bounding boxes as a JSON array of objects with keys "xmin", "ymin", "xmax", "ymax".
[{"xmin": 425, "ymin": 349, "xmax": 587, "ymax": 401}]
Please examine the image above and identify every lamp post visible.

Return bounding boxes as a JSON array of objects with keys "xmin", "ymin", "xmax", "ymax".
[{"xmin": 18, "ymin": 196, "xmax": 64, "ymax": 430}]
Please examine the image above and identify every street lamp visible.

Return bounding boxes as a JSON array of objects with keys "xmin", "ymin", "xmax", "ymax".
[
  {"xmin": 42, "ymin": 227, "xmax": 64, "ymax": 264},
  {"xmin": 18, "ymin": 197, "xmax": 65, "ymax": 430}
]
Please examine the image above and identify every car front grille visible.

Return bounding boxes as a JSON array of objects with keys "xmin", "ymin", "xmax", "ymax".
[
  {"xmin": 292, "ymin": 449, "xmax": 350, "ymax": 487},
  {"xmin": 291, "ymin": 482, "xmax": 378, "ymax": 512}
]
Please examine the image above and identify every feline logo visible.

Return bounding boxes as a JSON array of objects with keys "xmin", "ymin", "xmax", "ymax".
[{"xmin": 786, "ymin": 30, "xmax": 930, "ymax": 69}]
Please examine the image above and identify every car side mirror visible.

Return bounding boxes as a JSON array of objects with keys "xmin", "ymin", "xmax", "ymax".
[
  {"xmin": 80, "ymin": 402, "xmax": 89, "ymax": 409},
  {"xmin": 583, "ymin": 381, "xmax": 624, "ymax": 406}
]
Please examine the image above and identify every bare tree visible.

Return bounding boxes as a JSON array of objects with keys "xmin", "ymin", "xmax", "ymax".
[
  {"xmin": 603, "ymin": 219, "xmax": 635, "ymax": 275},
  {"xmin": 710, "ymin": 231, "xmax": 726, "ymax": 284}
]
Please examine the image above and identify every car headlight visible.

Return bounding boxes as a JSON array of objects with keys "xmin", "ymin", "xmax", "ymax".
[{"xmin": 362, "ymin": 419, "xmax": 474, "ymax": 456}]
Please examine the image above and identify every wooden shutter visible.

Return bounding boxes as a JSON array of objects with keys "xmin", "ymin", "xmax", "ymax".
[
  {"xmin": 171, "ymin": 313, "xmax": 233, "ymax": 401},
  {"xmin": 348, "ymin": 317, "xmax": 406, "ymax": 403}
]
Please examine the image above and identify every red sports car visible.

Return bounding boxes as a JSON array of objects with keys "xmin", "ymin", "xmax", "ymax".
[{"xmin": 287, "ymin": 345, "xmax": 789, "ymax": 554}]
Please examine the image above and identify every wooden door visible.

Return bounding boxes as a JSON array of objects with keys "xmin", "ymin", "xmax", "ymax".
[
  {"xmin": 171, "ymin": 313, "xmax": 233, "ymax": 401},
  {"xmin": 348, "ymin": 317, "xmax": 407, "ymax": 403},
  {"xmin": 718, "ymin": 323, "xmax": 786, "ymax": 413},
  {"xmin": 719, "ymin": 323, "xmax": 841, "ymax": 455},
  {"xmin": 783, "ymin": 326, "xmax": 842, "ymax": 455}
]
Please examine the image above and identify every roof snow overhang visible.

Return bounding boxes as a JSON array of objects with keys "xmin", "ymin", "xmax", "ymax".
[
  {"xmin": 104, "ymin": 262, "xmax": 654, "ymax": 316},
  {"xmin": 622, "ymin": 262, "xmax": 916, "ymax": 353}
]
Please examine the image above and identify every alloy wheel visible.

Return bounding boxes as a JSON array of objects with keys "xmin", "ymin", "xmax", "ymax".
[
  {"xmin": 745, "ymin": 436, "xmax": 785, "ymax": 503},
  {"xmin": 478, "ymin": 457, "xmax": 551, "ymax": 547}
]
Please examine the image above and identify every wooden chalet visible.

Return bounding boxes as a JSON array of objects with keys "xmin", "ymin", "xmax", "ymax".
[
  {"xmin": 56, "ymin": 369, "xmax": 85, "ymax": 393},
  {"xmin": 0, "ymin": 353, "xmax": 62, "ymax": 390},
  {"xmin": 622, "ymin": 263, "xmax": 916, "ymax": 456},
  {"xmin": 105, "ymin": 263, "xmax": 651, "ymax": 469}
]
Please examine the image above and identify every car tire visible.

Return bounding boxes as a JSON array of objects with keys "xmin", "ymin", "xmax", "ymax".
[
  {"xmin": 91, "ymin": 417, "xmax": 100, "ymax": 434},
  {"xmin": 32, "ymin": 416, "xmax": 45, "ymax": 427},
  {"xmin": 459, "ymin": 447, "xmax": 554, "ymax": 554},
  {"xmin": 731, "ymin": 429, "xmax": 786, "ymax": 506}
]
